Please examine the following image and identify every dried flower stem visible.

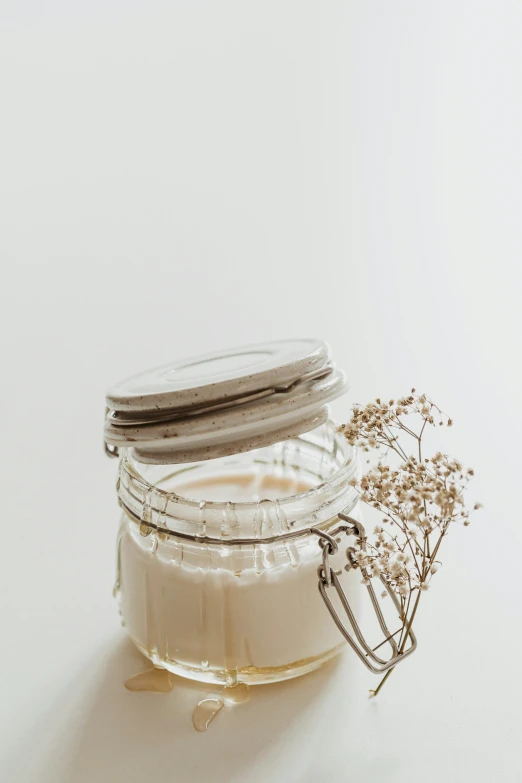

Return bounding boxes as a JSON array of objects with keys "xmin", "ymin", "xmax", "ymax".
[
  {"xmin": 369, "ymin": 666, "xmax": 395, "ymax": 698},
  {"xmin": 339, "ymin": 391, "xmax": 479, "ymax": 695}
]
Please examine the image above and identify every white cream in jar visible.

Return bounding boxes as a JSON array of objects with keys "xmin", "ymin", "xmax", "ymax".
[{"xmin": 115, "ymin": 427, "xmax": 360, "ymax": 684}]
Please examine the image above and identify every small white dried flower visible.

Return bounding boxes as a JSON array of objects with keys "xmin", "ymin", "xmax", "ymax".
[{"xmin": 338, "ymin": 389, "xmax": 476, "ymax": 678}]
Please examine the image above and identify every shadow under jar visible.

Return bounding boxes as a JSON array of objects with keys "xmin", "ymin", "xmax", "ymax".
[{"xmin": 105, "ymin": 339, "xmax": 362, "ymax": 686}]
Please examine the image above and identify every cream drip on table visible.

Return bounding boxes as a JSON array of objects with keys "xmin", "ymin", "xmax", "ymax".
[{"xmin": 124, "ymin": 664, "xmax": 250, "ymax": 732}]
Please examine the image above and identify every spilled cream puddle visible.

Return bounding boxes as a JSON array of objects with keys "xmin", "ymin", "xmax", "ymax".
[
  {"xmin": 124, "ymin": 667, "xmax": 251, "ymax": 732},
  {"xmin": 192, "ymin": 698, "xmax": 224, "ymax": 732},
  {"xmin": 124, "ymin": 667, "xmax": 174, "ymax": 693}
]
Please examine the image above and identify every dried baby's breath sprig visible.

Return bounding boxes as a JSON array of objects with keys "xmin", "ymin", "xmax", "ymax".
[{"xmin": 339, "ymin": 391, "xmax": 479, "ymax": 696}]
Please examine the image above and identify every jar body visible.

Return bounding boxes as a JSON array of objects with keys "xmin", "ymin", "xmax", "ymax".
[{"xmin": 115, "ymin": 423, "xmax": 359, "ymax": 685}]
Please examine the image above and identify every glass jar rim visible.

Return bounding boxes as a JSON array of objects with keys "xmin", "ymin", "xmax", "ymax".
[{"xmin": 117, "ymin": 421, "xmax": 359, "ymax": 539}]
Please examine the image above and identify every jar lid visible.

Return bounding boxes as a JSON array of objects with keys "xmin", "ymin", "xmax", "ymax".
[{"xmin": 104, "ymin": 338, "xmax": 347, "ymax": 463}]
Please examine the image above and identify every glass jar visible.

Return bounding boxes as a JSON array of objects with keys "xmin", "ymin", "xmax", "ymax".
[{"xmin": 114, "ymin": 421, "xmax": 360, "ymax": 685}]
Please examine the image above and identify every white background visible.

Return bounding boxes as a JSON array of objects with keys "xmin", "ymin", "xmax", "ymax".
[{"xmin": 1, "ymin": 2, "xmax": 522, "ymax": 781}]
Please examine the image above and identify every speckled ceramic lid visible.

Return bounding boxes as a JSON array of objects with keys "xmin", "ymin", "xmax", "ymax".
[{"xmin": 104, "ymin": 339, "xmax": 347, "ymax": 463}]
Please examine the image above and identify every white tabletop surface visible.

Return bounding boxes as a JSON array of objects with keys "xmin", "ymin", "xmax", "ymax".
[{"xmin": 1, "ymin": 2, "xmax": 522, "ymax": 781}]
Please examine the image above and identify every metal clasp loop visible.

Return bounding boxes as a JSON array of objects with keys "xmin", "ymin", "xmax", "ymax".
[
  {"xmin": 314, "ymin": 513, "xmax": 417, "ymax": 674},
  {"xmin": 311, "ymin": 528, "xmax": 339, "ymax": 587}
]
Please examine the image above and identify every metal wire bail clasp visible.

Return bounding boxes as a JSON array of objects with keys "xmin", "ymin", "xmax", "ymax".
[
  {"xmin": 313, "ymin": 529, "xmax": 340, "ymax": 587},
  {"xmin": 314, "ymin": 513, "xmax": 417, "ymax": 675}
]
